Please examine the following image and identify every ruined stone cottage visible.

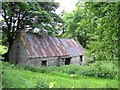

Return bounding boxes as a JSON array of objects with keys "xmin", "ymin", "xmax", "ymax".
[{"xmin": 9, "ymin": 30, "xmax": 85, "ymax": 66}]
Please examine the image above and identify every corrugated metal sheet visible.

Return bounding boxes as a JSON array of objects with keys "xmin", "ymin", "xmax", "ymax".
[
  {"xmin": 59, "ymin": 38, "xmax": 85, "ymax": 57},
  {"xmin": 21, "ymin": 33, "xmax": 85, "ymax": 58},
  {"xmin": 22, "ymin": 33, "xmax": 69, "ymax": 58}
]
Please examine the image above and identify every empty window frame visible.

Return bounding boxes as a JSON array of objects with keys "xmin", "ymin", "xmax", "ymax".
[
  {"xmin": 41, "ymin": 60, "xmax": 47, "ymax": 66},
  {"xmin": 65, "ymin": 58, "xmax": 71, "ymax": 65}
]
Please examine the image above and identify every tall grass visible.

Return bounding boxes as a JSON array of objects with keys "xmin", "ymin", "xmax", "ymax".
[
  {"xmin": 15, "ymin": 61, "xmax": 118, "ymax": 79},
  {"xmin": 2, "ymin": 61, "xmax": 118, "ymax": 88}
]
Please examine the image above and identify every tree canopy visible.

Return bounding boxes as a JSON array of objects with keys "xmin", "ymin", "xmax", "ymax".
[
  {"xmin": 1, "ymin": 1, "xmax": 119, "ymax": 62},
  {"xmin": 1, "ymin": 1, "xmax": 62, "ymax": 61},
  {"xmin": 62, "ymin": 2, "xmax": 119, "ymax": 61}
]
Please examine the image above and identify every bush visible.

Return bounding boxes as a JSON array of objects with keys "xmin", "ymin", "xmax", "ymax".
[
  {"xmin": 76, "ymin": 61, "xmax": 118, "ymax": 79},
  {"xmin": 0, "ymin": 46, "xmax": 7, "ymax": 59}
]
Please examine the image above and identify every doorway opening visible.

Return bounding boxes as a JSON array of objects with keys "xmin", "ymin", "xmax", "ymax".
[
  {"xmin": 80, "ymin": 55, "xmax": 83, "ymax": 62},
  {"xmin": 41, "ymin": 60, "xmax": 47, "ymax": 66},
  {"xmin": 65, "ymin": 58, "xmax": 71, "ymax": 65}
]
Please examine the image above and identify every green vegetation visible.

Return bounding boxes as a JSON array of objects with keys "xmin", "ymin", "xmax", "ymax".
[
  {"xmin": 62, "ymin": 2, "xmax": 119, "ymax": 61},
  {"xmin": 0, "ymin": 61, "xmax": 2, "ymax": 89},
  {"xmin": 1, "ymin": 2, "xmax": 119, "ymax": 89},
  {"xmin": 16, "ymin": 61, "xmax": 118, "ymax": 79},
  {"xmin": 0, "ymin": 45, "xmax": 7, "ymax": 59},
  {"xmin": 2, "ymin": 2, "xmax": 62, "ymax": 61},
  {"xmin": 2, "ymin": 2, "xmax": 119, "ymax": 62},
  {"xmin": 2, "ymin": 61, "xmax": 118, "ymax": 88}
]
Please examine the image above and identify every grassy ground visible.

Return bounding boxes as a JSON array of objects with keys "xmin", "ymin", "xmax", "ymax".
[
  {"xmin": 0, "ymin": 61, "xmax": 2, "ymax": 89},
  {"xmin": 1, "ymin": 61, "xmax": 118, "ymax": 88}
]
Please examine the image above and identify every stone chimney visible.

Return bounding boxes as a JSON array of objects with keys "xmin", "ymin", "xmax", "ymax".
[
  {"xmin": 73, "ymin": 37, "xmax": 77, "ymax": 41},
  {"xmin": 17, "ymin": 29, "xmax": 26, "ymax": 37}
]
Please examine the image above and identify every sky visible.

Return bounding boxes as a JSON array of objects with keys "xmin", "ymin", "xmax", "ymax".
[{"xmin": 55, "ymin": 0, "xmax": 78, "ymax": 14}]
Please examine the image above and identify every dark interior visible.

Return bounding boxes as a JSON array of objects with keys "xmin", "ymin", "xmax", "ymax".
[
  {"xmin": 80, "ymin": 55, "xmax": 83, "ymax": 62},
  {"xmin": 41, "ymin": 61, "xmax": 47, "ymax": 66},
  {"xmin": 65, "ymin": 58, "xmax": 71, "ymax": 65}
]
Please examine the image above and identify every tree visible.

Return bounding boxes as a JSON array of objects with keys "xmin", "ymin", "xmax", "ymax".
[
  {"xmin": 62, "ymin": 2, "xmax": 119, "ymax": 61},
  {"xmin": 61, "ymin": 6, "xmax": 89, "ymax": 48},
  {"xmin": 1, "ymin": 2, "xmax": 62, "ymax": 61},
  {"xmin": 84, "ymin": 2, "xmax": 119, "ymax": 61}
]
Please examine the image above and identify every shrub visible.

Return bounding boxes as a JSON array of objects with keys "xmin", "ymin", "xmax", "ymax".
[
  {"xmin": 76, "ymin": 61, "xmax": 118, "ymax": 79},
  {"xmin": 0, "ymin": 46, "xmax": 7, "ymax": 59}
]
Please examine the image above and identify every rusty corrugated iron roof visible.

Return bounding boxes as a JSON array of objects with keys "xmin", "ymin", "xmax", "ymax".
[
  {"xmin": 21, "ymin": 32, "xmax": 85, "ymax": 58},
  {"xmin": 60, "ymin": 38, "xmax": 85, "ymax": 57},
  {"xmin": 22, "ymin": 33, "xmax": 69, "ymax": 58}
]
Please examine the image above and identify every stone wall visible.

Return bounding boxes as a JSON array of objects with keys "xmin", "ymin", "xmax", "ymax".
[
  {"xmin": 26, "ymin": 58, "xmax": 42, "ymax": 66},
  {"xmin": 58, "ymin": 58, "xmax": 65, "ymax": 66},
  {"xmin": 9, "ymin": 38, "xmax": 85, "ymax": 66},
  {"xmin": 9, "ymin": 38, "xmax": 28, "ymax": 64},
  {"xmin": 26, "ymin": 57, "xmax": 65, "ymax": 66},
  {"xmin": 82, "ymin": 56, "xmax": 86, "ymax": 64},
  {"xmin": 70, "ymin": 56, "xmax": 80, "ymax": 65},
  {"xmin": 47, "ymin": 57, "xmax": 58, "ymax": 66},
  {"xmin": 9, "ymin": 38, "xmax": 66, "ymax": 66}
]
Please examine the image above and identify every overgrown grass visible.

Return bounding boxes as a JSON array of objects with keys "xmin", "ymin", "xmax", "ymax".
[
  {"xmin": 16, "ymin": 61, "xmax": 118, "ymax": 79},
  {"xmin": 0, "ymin": 61, "xmax": 2, "ymax": 89},
  {"xmin": 1, "ymin": 61, "xmax": 118, "ymax": 88}
]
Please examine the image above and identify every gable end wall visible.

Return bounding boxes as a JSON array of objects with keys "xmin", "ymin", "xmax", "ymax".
[{"xmin": 9, "ymin": 38, "xmax": 28, "ymax": 64}]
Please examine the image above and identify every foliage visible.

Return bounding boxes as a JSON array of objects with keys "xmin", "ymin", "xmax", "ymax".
[
  {"xmin": 84, "ymin": 2, "xmax": 119, "ymax": 61},
  {"xmin": 76, "ymin": 61, "xmax": 118, "ymax": 79},
  {"xmin": 0, "ymin": 46, "xmax": 7, "ymax": 59},
  {"xmin": 15, "ymin": 61, "xmax": 118, "ymax": 79},
  {"xmin": 0, "ymin": 61, "xmax": 2, "ymax": 89},
  {"xmin": 62, "ymin": 2, "xmax": 119, "ymax": 61},
  {"xmin": 2, "ymin": 61, "xmax": 118, "ymax": 88},
  {"xmin": 1, "ymin": 2, "xmax": 62, "ymax": 61},
  {"xmin": 61, "ymin": 7, "xmax": 89, "ymax": 48}
]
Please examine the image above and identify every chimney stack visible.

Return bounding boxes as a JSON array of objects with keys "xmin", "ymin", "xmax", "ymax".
[
  {"xmin": 73, "ymin": 37, "xmax": 77, "ymax": 41},
  {"xmin": 17, "ymin": 29, "xmax": 26, "ymax": 37}
]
